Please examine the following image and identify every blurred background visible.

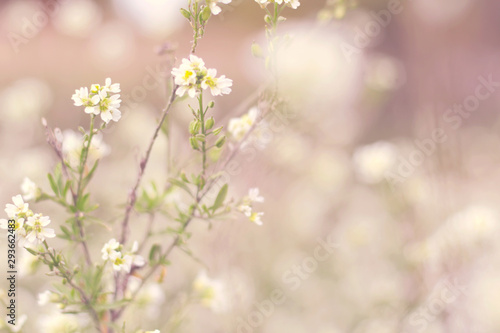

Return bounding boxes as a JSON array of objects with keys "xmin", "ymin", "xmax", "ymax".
[{"xmin": 1, "ymin": 0, "xmax": 500, "ymax": 332}]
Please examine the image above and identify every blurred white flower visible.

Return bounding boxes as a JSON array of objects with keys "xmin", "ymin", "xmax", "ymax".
[
  {"xmin": 21, "ymin": 177, "xmax": 40, "ymax": 201},
  {"xmin": 238, "ymin": 188, "xmax": 265, "ymax": 225},
  {"xmin": 353, "ymin": 141, "xmax": 398, "ymax": 184},
  {"xmin": 110, "ymin": 251, "xmax": 133, "ymax": 273},
  {"xmin": 193, "ymin": 271, "xmax": 230, "ymax": 313},
  {"xmin": 61, "ymin": 130, "xmax": 110, "ymax": 168},
  {"xmin": 25, "ymin": 214, "xmax": 55, "ymax": 244},
  {"xmin": 228, "ymin": 108, "xmax": 259, "ymax": 142},
  {"xmin": 172, "ymin": 55, "xmax": 232, "ymax": 98},
  {"xmin": 248, "ymin": 188, "xmax": 265, "ymax": 203},
  {"xmin": 101, "ymin": 238, "xmax": 120, "ymax": 260},
  {"xmin": 413, "ymin": 206, "xmax": 499, "ymax": 266},
  {"xmin": 39, "ymin": 313, "xmax": 80, "ymax": 333},
  {"xmin": 52, "ymin": 0, "xmax": 102, "ymax": 37},
  {"xmin": 38, "ymin": 290, "xmax": 59, "ymax": 306},
  {"xmin": 207, "ymin": 0, "xmax": 231, "ymax": 15}
]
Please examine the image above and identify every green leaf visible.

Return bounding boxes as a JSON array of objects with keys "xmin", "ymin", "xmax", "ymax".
[
  {"xmin": 180, "ymin": 8, "xmax": 191, "ymax": 19},
  {"xmin": 149, "ymin": 244, "xmax": 162, "ymax": 264},
  {"xmin": 47, "ymin": 173, "xmax": 59, "ymax": 196},
  {"xmin": 168, "ymin": 178, "xmax": 193, "ymax": 197},
  {"xmin": 200, "ymin": 6, "xmax": 211, "ymax": 22},
  {"xmin": 212, "ymin": 184, "xmax": 228, "ymax": 211}
]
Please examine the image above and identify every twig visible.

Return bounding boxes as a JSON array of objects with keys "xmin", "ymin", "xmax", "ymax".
[{"xmin": 119, "ymin": 83, "xmax": 177, "ymax": 245}]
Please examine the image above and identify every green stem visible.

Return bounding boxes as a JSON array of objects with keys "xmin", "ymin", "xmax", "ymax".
[{"xmin": 198, "ymin": 94, "xmax": 207, "ymax": 180}]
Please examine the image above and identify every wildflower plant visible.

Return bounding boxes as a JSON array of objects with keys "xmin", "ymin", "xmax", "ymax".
[{"xmin": 0, "ymin": 1, "xmax": 300, "ymax": 332}]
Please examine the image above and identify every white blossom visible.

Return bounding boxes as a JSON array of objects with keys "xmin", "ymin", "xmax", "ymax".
[
  {"xmin": 21, "ymin": 177, "xmax": 40, "ymax": 201},
  {"xmin": 101, "ymin": 238, "xmax": 120, "ymax": 260},
  {"xmin": 228, "ymin": 108, "xmax": 259, "ymax": 141},
  {"xmin": 353, "ymin": 141, "xmax": 398, "ymax": 184},
  {"xmin": 206, "ymin": 0, "xmax": 231, "ymax": 15},
  {"xmin": 25, "ymin": 214, "xmax": 55, "ymax": 244},
  {"xmin": 5, "ymin": 195, "xmax": 32, "ymax": 219},
  {"xmin": 193, "ymin": 271, "xmax": 230, "ymax": 313},
  {"xmin": 72, "ymin": 78, "xmax": 121, "ymax": 124},
  {"xmin": 172, "ymin": 55, "xmax": 232, "ymax": 98}
]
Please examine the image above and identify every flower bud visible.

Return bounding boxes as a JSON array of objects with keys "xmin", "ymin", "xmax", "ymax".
[
  {"xmin": 215, "ymin": 135, "xmax": 226, "ymax": 148},
  {"xmin": 205, "ymin": 117, "xmax": 215, "ymax": 130}
]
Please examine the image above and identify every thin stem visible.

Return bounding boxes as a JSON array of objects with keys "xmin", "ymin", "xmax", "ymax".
[
  {"xmin": 119, "ymin": 83, "xmax": 177, "ymax": 245},
  {"xmin": 198, "ymin": 94, "xmax": 208, "ymax": 179},
  {"xmin": 74, "ymin": 116, "xmax": 96, "ymax": 266}
]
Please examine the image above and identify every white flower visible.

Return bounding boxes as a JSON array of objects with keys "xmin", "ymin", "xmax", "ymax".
[
  {"xmin": 248, "ymin": 188, "xmax": 264, "ymax": 203},
  {"xmin": 101, "ymin": 238, "xmax": 120, "ymax": 260},
  {"xmin": 353, "ymin": 141, "xmax": 398, "ymax": 184},
  {"xmin": 172, "ymin": 55, "xmax": 232, "ymax": 98},
  {"xmin": 206, "ymin": 0, "xmax": 231, "ymax": 15},
  {"xmin": 249, "ymin": 211, "xmax": 264, "ymax": 226},
  {"xmin": 72, "ymin": 78, "xmax": 122, "ymax": 124},
  {"xmin": 21, "ymin": 177, "xmax": 40, "ymax": 201},
  {"xmin": 62, "ymin": 130, "xmax": 110, "ymax": 168},
  {"xmin": 238, "ymin": 204, "xmax": 252, "ymax": 217},
  {"xmin": 193, "ymin": 271, "xmax": 230, "ymax": 313},
  {"xmin": 144, "ymin": 330, "xmax": 160, "ymax": 333},
  {"xmin": 99, "ymin": 94, "xmax": 122, "ymax": 124},
  {"xmin": 71, "ymin": 87, "xmax": 100, "ymax": 114},
  {"xmin": 103, "ymin": 77, "xmax": 121, "ymax": 94},
  {"xmin": 39, "ymin": 313, "xmax": 80, "ymax": 333},
  {"xmin": 25, "ymin": 214, "xmax": 55, "ymax": 244},
  {"xmin": 5, "ymin": 195, "xmax": 31, "ymax": 219},
  {"xmin": 201, "ymin": 68, "xmax": 233, "ymax": 96},
  {"xmin": 228, "ymin": 108, "xmax": 259, "ymax": 141},
  {"xmin": 110, "ymin": 251, "xmax": 133, "ymax": 273},
  {"xmin": 130, "ymin": 241, "xmax": 146, "ymax": 267},
  {"xmin": 283, "ymin": 0, "xmax": 300, "ymax": 9},
  {"xmin": 38, "ymin": 290, "xmax": 54, "ymax": 306}
]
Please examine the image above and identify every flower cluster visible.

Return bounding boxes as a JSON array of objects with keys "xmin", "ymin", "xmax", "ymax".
[
  {"xmin": 206, "ymin": 0, "xmax": 231, "ymax": 15},
  {"xmin": 101, "ymin": 239, "xmax": 145, "ymax": 273},
  {"xmin": 255, "ymin": 0, "xmax": 300, "ymax": 9},
  {"xmin": 71, "ymin": 78, "xmax": 122, "ymax": 124},
  {"xmin": 237, "ymin": 188, "xmax": 265, "ymax": 225},
  {"xmin": 0, "ymin": 195, "xmax": 55, "ymax": 245},
  {"xmin": 171, "ymin": 55, "xmax": 232, "ymax": 98}
]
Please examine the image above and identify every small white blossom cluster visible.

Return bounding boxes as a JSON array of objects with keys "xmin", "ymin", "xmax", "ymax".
[
  {"xmin": 255, "ymin": 0, "xmax": 300, "ymax": 9},
  {"xmin": 237, "ymin": 188, "xmax": 265, "ymax": 226},
  {"xmin": 71, "ymin": 78, "xmax": 121, "ymax": 124},
  {"xmin": 101, "ymin": 239, "xmax": 145, "ymax": 273},
  {"xmin": 206, "ymin": 0, "xmax": 231, "ymax": 15},
  {"xmin": 171, "ymin": 55, "xmax": 232, "ymax": 98},
  {"xmin": 0, "ymin": 195, "xmax": 55, "ymax": 245}
]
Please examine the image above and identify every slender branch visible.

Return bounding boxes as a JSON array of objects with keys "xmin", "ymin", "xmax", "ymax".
[
  {"xmin": 42, "ymin": 241, "xmax": 102, "ymax": 332},
  {"xmin": 119, "ymin": 83, "xmax": 177, "ymax": 245}
]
